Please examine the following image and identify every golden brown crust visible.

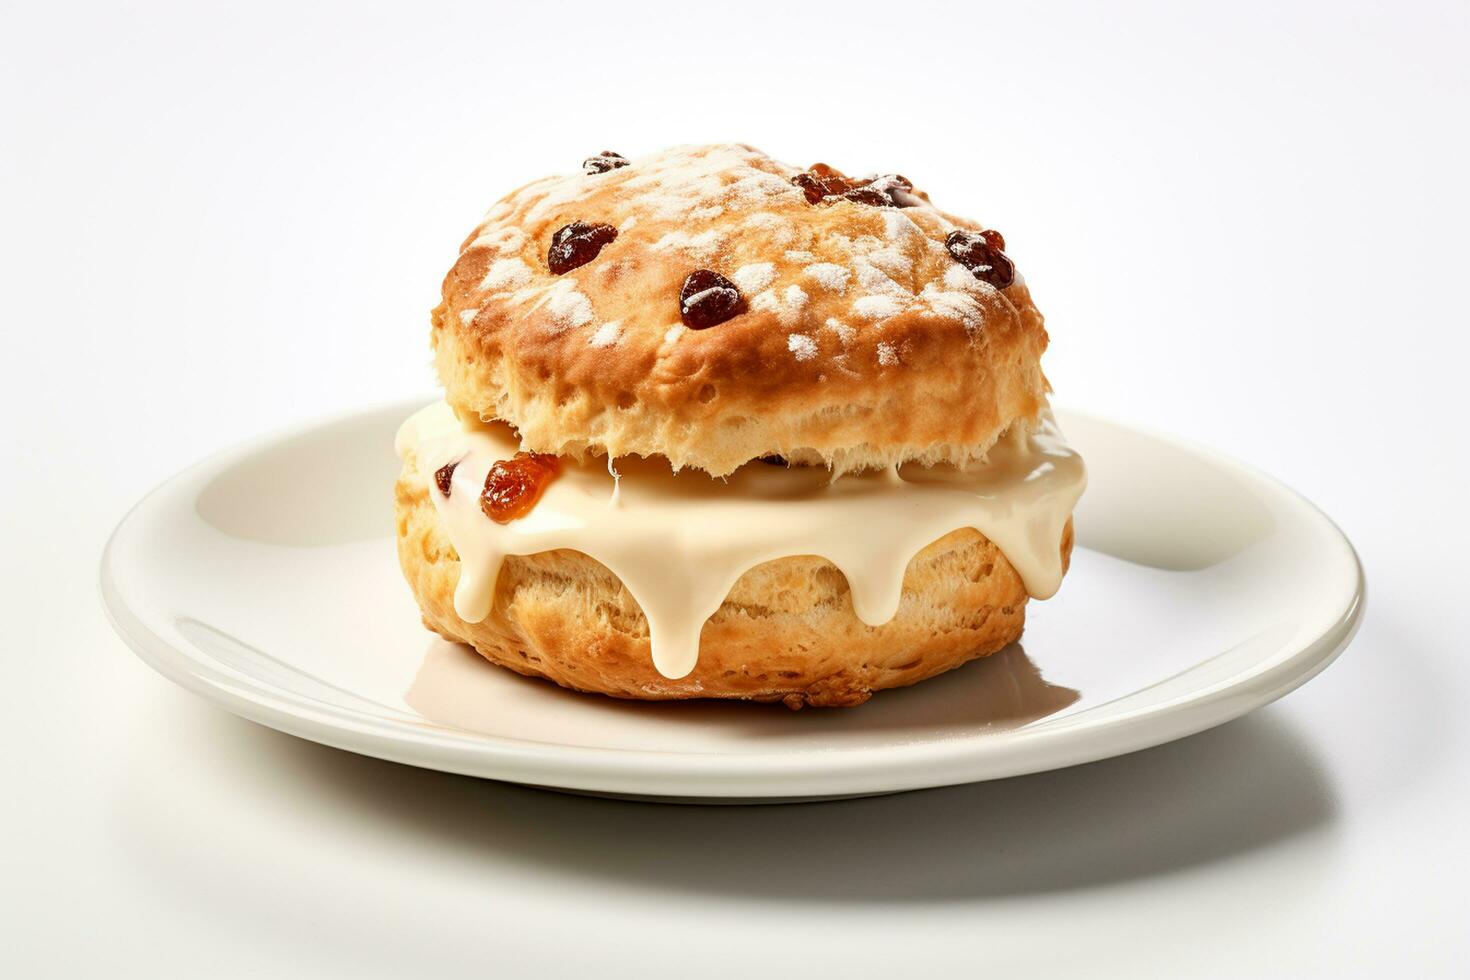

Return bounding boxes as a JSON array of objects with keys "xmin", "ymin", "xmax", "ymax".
[
  {"xmin": 395, "ymin": 461, "xmax": 1074, "ymax": 708},
  {"xmin": 434, "ymin": 144, "xmax": 1050, "ymax": 477}
]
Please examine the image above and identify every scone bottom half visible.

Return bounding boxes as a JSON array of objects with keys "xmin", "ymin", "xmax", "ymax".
[{"xmin": 398, "ymin": 144, "xmax": 1085, "ymax": 708}]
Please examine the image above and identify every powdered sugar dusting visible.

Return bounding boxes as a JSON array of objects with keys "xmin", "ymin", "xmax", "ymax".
[
  {"xmin": 505, "ymin": 285, "xmax": 541, "ymax": 307},
  {"xmin": 469, "ymin": 226, "xmax": 527, "ymax": 255},
  {"xmin": 864, "ymin": 245, "xmax": 913, "ymax": 280},
  {"xmin": 752, "ymin": 284, "xmax": 809, "ymax": 326},
  {"xmin": 942, "ymin": 263, "xmax": 979, "ymax": 291},
  {"xmin": 852, "ymin": 257, "xmax": 908, "ymax": 297},
  {"xmin": 621, "ymin": 150, "xmax": 729, "ymax": 220},
  {"xmin": 784, "ymin": 250, "xmax": 816, "ymax": 262},
  {"xmin": 854, "ymin": 294, "xmax": 907, "ymax": 321},
  {"xmin": 538, "ymin": 280, "xmax": 595, "ymax": 331},
  {"xmin": 723, "ymin": 172, "xmax": 801, "ymax": 208},
  {"xmin": 522, "ymin": 177, "xmax": 601, "ymax": 225},
  {"xmin": 919, "ymin": 283, "xmax": 985, "ymax": 332},
  {"xmin": 787, "ymin": 333, "xmax": 819, "ymax": 361},
  {"xmin": 882, "ymin": 210, "xmax": 923, "ymax": 242},
  {"xmin": 805, "ymin": 263, "xmax": 850, "ymax": 293},
  {"xmin": 745, "ymin": 211, "xmax": 787, "ymax": 230},
  {"xmin": 651, "ymin": 228, "xmax": 723, "ymax": 261},
  {"xmin": 614, "ymin": 144, "xmax": 796, "ymax": 222},
  {"xmin": 744, "ymin": 211, "xmax": 797, "ymax": 247},
  {"xmin": 480, "ymin": 257, "xmax": 533, "ymax": 292},
  {"xmin": 663, "ymin": 324, "xmax": 686, "ymax": 345},
  {"xmin": 458, "ymin": 308, "xmax": 479, "ymax": 324},
  {"xmin": 588, "ymin": 320, "xmax": 622, "ymax": 348},
  {"xmin": 877, "ymin": 342, "xmax": 900, "ymax": 366},
  {"xmin": 731, "ymin": 262, "xmax": 776, "ymax": 293},
  {"xmin": 824, "ymin": 317, "xmax": 856, "ymax": 345}
]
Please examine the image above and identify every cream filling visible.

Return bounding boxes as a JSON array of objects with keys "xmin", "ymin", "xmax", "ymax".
[{"xmin": 396, "ymin": 402, "xmax": 1086, "ymax": 680}]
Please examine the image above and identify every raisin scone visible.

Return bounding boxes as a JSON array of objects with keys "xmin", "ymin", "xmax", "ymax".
[{"xmin": 396, "ymin": 143, "xmax": 1085, "ymax": 708}]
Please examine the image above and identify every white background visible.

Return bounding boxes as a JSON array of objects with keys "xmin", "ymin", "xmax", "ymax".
[{"xmin": 3, "ymin": 1, "xmax": 1468, "ymax": 975}]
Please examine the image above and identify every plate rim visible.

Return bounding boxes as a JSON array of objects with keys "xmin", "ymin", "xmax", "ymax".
[{"xmin": 99, "ymin": 398, "xmax": 1366, "ymax": 800}]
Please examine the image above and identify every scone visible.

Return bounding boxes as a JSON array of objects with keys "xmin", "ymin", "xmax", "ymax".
[{"xmin": 395, "ymin": 144, "xmax": 1085, "ymax": 708}]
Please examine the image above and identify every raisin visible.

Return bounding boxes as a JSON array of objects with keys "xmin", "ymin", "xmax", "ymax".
[
  {"xmin": 480, "ymin": 453, "xmax": 562, "ymax": 523},
  {"xmin": 434, "ymin": 461, "xmax": 458, "ymax": 497},
  {"xmin": 945, "ymin": 229, "xmax": 1016, "ymax": 289},
  {"xmin": 548, "ymin": 221, "xmax": 617, "ymax": 275},
  {"xmin": 792, "ymin": 165, "xmax": 922, "ymax": 207},
  {"xmin": 840, "ymin": 185, "xmax": 891, "ymax": 207},
  {"xmin": 679, "ymin": 270, "xmax": 745, "ymax": 329},
  {"xmin": 864, "ymin": 174, "xmax": 923, "ymax": 208},
  {"xmin": 583, "ymin": 151, "xmax": 628, "ymax": 174},
  {"xmin": 791, "ymin": 172, "xmax": 825, "ymax": 204},
  {"xmin": 792, "ymin": 163, "xmax": 853, "ymax": 204}
]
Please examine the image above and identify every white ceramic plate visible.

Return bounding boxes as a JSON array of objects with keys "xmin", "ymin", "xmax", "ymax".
[{"xmin": 101, "ymin": 400, "xmax": 1363, "ymax": 802}]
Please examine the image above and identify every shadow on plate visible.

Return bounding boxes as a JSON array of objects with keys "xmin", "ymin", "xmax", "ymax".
[
  {"xmin": 405, "ymin": 640, "xmax": 1081, "ymax": 741},
  {"xmin": 223, "ymin": 706, "xmax": 1337, "ymax": 901}
]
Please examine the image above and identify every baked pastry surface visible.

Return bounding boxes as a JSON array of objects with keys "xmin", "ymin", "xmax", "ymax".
[{"xmin": 435, "ymin": 143, "xmax": 1050, "ymax": 477}]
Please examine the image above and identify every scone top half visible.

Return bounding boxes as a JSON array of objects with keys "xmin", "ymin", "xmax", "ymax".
[{"xmin": 434, "ymin": 144, "xmax": 1049, "ymax": 477}]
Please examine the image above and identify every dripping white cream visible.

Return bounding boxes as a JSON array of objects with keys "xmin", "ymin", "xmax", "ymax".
[{"xmin": 396, "ymin": 402, "xmax": 1086, "ymax": 680}]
